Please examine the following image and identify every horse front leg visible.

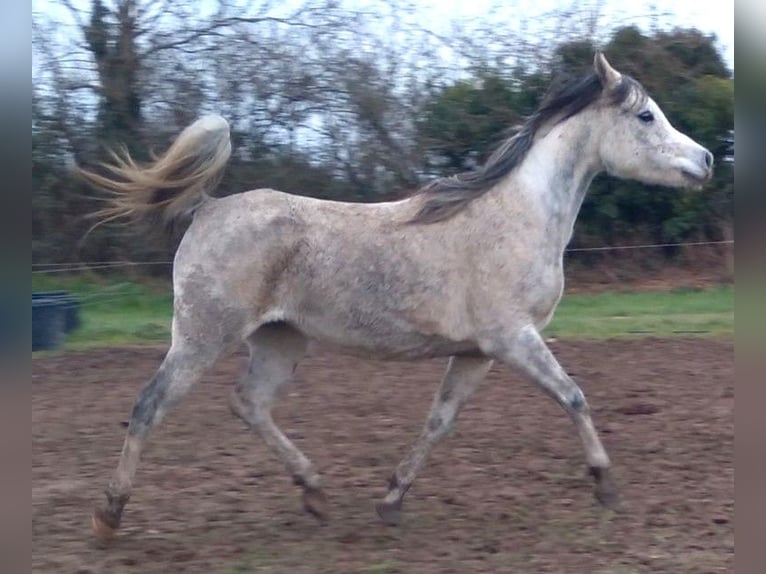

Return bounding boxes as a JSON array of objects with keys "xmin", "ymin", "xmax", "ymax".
[
  {"xmin": 483, "ymin": 324, "xmax": 617, "ymax": 508},
  {"xmin": 376, "ymin": 355, "xmax": 493, "ymax": 525}
]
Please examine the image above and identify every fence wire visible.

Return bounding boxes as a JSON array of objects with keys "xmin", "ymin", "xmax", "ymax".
[
  {"xmin": 31, "ymin": 239, "xmax": 734, "ymax": 274},
  {"xmin": 563, "ymin": 239, "xmax": 733, "ymax": 253}
]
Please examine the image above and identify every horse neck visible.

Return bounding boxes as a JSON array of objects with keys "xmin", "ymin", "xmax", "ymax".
[{"xmin": 510, "ymin": 113, "xmax": 603, "ymax": 252}]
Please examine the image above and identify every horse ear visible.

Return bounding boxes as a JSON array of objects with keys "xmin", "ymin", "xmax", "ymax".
[{"xmin": 594, "ymin": 51, "xmax": 622, "ymax": 91}]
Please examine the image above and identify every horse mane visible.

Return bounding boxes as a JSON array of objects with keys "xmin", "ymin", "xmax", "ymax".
[{"xmin": 409, "ymin": 70, "xmax": 646, "ymax": 224}]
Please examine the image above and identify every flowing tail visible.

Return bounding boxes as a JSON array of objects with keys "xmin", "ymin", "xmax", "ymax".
[{"xmin": 78, "ymin": 115, "xmax": 232, "ymax": 231}]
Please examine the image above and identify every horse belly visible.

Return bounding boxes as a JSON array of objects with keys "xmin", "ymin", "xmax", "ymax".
[
  {"xmin": 292, "ymin": 304, "xmax": 478, "ymax": 360},
  {"xmin": 310, "ymin": 332, "xmax": 479, "ymax": 360}
]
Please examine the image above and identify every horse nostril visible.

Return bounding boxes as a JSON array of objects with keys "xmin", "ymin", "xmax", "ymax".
[{"xmin": 704, "ymin": 150, "xmax": 713, "ymax": 170}]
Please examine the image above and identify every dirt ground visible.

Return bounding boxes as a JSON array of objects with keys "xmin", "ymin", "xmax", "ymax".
[{"xmin": 32, "ymin": 338, "xmax": 733, "ymax": 574}]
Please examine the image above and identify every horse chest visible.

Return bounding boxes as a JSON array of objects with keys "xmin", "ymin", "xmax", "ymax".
[
  {"xmin": 525, "ymin": 268, "xmax": 565, "ymax": 325},
  {"xmin": 495, "ymin": 262, "xmax": 564, "ymax": 324}
]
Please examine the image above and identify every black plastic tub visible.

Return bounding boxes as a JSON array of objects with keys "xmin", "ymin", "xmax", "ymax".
[
  {"xmin": 32, "ymin": 291, "xmax": 80, "ymax": 332},
  {"xmin": 32, "ymin": 298, "xmax": 67, "ymax": 351}
]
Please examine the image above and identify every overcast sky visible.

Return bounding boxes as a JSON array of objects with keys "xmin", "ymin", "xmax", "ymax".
[
  {"xmin": 33, "ymin": 0, "xmax": 734, "ymax": 70},
  {"xmin": 414, "ymin": 0, "xmax": 733, "ymax": 69}
]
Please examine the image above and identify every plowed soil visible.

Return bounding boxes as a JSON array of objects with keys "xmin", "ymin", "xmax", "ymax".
[{"xmin": 32, "ymin": 338, "xmax": 733, "ymax": 573}]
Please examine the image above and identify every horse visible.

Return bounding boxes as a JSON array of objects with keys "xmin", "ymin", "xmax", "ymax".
[{"xmin": 79, "ymin": 52, "xmax": 713, "ymax": 542}]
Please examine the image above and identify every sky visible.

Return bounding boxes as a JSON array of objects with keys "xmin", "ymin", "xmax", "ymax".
[
  {"xmin": 414, "ymin": 0, "xmax": 734, "ymax": 70},
  {"xmin": 33, "ymin": 0, "xmax": 734, "ymax": 71}
]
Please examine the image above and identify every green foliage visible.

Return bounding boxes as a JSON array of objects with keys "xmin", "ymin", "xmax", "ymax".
[
  {"xmin": 418, "ymin": 75, "xmax": 519, "ymax": 172},
  {"xmin": 418, "ymin": 68, "xmax": 548, "ymax": 173}
]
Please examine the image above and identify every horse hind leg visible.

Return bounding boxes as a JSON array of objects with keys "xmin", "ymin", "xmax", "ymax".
[
  {"xmin": 91, "ymin": 332, "xmax": 224, "ymax": 543},
  {"xmin": 376, "ymin": 355, "xmax": 493, "ymax": 525},
  {"xmin": 228, "ymin": 323, "xmax": 327, "ymax": 520}
]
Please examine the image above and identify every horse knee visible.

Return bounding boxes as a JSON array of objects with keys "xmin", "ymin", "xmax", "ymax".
[
  {"xmin": 426, "ymin": 413, "xmax": 453, "ymax": 439},
  {"xmin": 229, "ymin": 387, "xmax": 271, "ymax": 427},
  {"xmin": 567, "ymin": 386, "xmax": 589, "ymax": 414}
]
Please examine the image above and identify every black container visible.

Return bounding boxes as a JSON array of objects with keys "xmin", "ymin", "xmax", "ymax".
[
  {"xmin": 32, "ymin": 298, "xmax": 67, "ymax": 351},
  {"xmin": 32, "ymin": 291, "xmax": 80, "ymax": 332}
]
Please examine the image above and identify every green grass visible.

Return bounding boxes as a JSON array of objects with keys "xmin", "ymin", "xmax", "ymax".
[
  {"xmin": 546, "ymin": 285, "xmax": 734, "ymax": 339},
  {"xmin": 32, "ymin": 274, "xmax": 733, "ymax": 351},
  {"xmin": 32, "ymin": 272, "xmax": 174, "ymax": 349}
]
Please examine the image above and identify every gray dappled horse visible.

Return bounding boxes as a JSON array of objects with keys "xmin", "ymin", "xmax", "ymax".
[{"xmin": 80, "ymin": 53, "xmax": 713, "ymax": 541}]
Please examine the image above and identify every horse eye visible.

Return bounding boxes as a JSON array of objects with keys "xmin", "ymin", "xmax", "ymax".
[{"xmin": 638, "ymin": 111, "xmax": 654, "ymax": 123}]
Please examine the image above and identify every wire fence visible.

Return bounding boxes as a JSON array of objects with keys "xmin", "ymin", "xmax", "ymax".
[
  {"xmin": 31, "ymin": 239, "xmax": 734, "ymax": 275},
  {"xmin": 29, "ymin": 239, "xmax": 734, "ymax": 341},
  {"xmin": 563, "ymin": 239, "xmax": 734, "ymax": 253},
  {"xmin": 31, "ymin": 261, "xmax": 175, "ymax": 274}
]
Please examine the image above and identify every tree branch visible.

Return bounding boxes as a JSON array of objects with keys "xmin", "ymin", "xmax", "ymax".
[{"xmin": 143, "ymin": 16, "xmax": 322, "ymax": 56}]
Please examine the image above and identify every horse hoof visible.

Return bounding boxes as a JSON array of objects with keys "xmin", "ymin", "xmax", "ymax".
[
  {"xmin": 375, "ymin": 500, "xmax": 402, "ymax": 526},
  {"xmin": 302, "ymin": 487, "xmax": 328, "ymax": 522},
  {"xmin": 595, "ymin": 483, "xmax": 619, "ymax": 509},
  {"xmin": 91, "ymin": 508, "xmax": 118, "ymax": 543},
  {"xmin": 590, "ymin": 467, "xmax": 619, "ymax": 510}
]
